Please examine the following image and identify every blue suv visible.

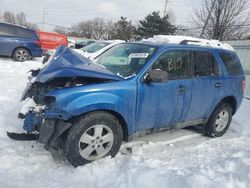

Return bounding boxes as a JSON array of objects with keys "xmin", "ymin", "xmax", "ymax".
[
  {"xmin": 0, "ymin": 22, "xmax": 43, "ymax": 61},
  {"xmin": 9, "ymin": 39, "xmax": 245, "ymax": 166}
]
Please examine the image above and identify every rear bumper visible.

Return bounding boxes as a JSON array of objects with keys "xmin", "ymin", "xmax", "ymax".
[{"xmin": 31, "ymin": 47, "xmax": 43, "ymax": 57}]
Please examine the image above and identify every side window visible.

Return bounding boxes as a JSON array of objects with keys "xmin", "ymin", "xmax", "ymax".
[
  {"xmin": 193, "ymin": 51, "xmax": 219, "ymax": 77},
  {"xmin": 152, "ymin": 50, "xmax": 191, "ymax": 80},
  {"xmin": 15, "ymin": 28, "xmax": 33, "ymax": 38},
  {"xmin": 220, "ymin": 52, "xmax": 241, "ymax": 76},
  {"xmin": 0, "ymin": 24, "xmax": 16, "ymax": 36}
]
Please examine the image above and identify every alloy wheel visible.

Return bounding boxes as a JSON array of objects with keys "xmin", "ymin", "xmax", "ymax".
[
  {"xmin": 214, "ymin": 110, "xmax": 229, "ymax": 132},
  {"xmin": 78, "ymin": 124, "xmax": 114, "ymax": 161}
]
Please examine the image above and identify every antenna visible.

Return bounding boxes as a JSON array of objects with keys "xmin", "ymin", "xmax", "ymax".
[
  {"xmin": 42, "ymin": 8, "xmax": 47, "ymax": 31},
  {"xmin": 163, "ymin": 0, "xmax": 168, "ymax": 17}
]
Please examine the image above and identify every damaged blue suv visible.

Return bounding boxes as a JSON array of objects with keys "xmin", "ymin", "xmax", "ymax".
[{"xmin": 9, "ymin": 37, "xmax": 245, "ymax": 167}]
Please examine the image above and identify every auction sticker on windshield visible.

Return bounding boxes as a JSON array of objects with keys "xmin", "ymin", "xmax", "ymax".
[{"xmin": 129, "ymin": 53, "xmax": 149, "ymax": 58}]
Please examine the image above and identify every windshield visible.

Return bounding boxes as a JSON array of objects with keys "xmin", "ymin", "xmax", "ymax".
[
  {"xmin": 81, "ymin": 42, "xmax": 110, "ymax": 53},
  {"xmin": 96, "ymin": 43, "xmax": 157, "ymax": 78}
]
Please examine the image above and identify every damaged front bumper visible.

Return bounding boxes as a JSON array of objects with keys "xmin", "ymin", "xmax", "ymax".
[{"xmin": 19, "ymin": 98, "xmax": 72, "ymax": 150}]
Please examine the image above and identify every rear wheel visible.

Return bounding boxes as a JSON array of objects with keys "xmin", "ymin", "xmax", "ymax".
[
  {"xmin": 64, "ymin": 111, "xmax": 123, "ymax": 167},
  {"xmin": 13, "ymin": 48, "xmax": 31, "ymax": 62},
  {"xmin": 204, "ymin": 103, "xmax": 233, "ymax": 137}
]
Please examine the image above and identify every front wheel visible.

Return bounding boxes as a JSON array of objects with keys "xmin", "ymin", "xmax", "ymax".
[
  {"xmin": 64, "ymin": 111, "xmax": 123, "ymax": 167},
  {"xmin": 13, "ymin": 48, "xmax": 31, "ymax": 62},
  {"xmin": 204, "ymin": 103, "xmax": 233, "ymax": 137}
]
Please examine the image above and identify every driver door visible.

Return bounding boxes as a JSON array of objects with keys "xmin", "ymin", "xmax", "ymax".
[{"xmin": 136, "ymin": 49, "xmax": 193, "ymax": 131}]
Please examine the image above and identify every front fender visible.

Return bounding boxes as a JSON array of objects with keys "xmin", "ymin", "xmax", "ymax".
[
  {"xmin": 65, "ymin": 93, "xmax": 127, "ymax": 117},
  {"xmin": 46, "ymin": 81, "xmax": 137, "ymax": 135}
]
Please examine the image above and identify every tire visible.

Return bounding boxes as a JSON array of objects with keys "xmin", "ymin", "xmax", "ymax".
[
  {"xmin": 204, "ymin": 103, "xmax": 233, "ymax": 137},
  {"xmin": 64, "ymin": 111, "xmax": 123, "ymax": 167},
  {"xmin": 13, "ymin": 48, "xmax": 31, "ymax": 62}
]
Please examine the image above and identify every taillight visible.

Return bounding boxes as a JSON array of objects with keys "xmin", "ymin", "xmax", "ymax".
[
  {"xmin": 35, "ymin": 40, "xmax": 42, "ymax": 47},
  {"xmin": 242, "ymin": 80, "xmax": 246, "ymax": 94}
]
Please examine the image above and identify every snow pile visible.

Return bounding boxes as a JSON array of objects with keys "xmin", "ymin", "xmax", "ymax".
[
  {"xmin": 0, "ymin": 57, "xmax": 249, "ymax": 188},
  {"xmin": 142, "ymin": 35, "xmax": 235, "ymax": 51},
  {"xmin": 231, "ymin": 99, "xmax": 250, "ymax": 136}
]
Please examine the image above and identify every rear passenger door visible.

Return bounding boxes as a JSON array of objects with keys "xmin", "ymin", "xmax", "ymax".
[{"xmin": 184, "ymin": 50, "xmax": 224, "ymax": 121}]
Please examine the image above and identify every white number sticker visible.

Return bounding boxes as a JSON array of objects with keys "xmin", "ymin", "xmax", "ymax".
[{"xmin": 128, "ymin": 53, "xmax": 149, "ymax": 59}]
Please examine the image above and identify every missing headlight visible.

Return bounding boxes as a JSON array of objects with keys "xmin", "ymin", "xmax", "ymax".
[{"xmin": 44, "ymin": 96, "xmax": 56, "ymax": 106}]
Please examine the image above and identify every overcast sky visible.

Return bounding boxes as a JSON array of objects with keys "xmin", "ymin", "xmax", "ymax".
[{"xmin": 1, "ymin": 0, "xmax": 205, "ymax": 31}]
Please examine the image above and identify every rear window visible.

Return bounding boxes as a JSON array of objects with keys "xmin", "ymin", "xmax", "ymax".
[
  {"xmin": 220, "ymin": 52, "xmax": 241, "ymax": 76},
  {"xmin": 82, "ymin": 42, "xmax": 110, "ymax": 53},
  {"xmin": 193, "ymin": 51, "xmax": 219, "ymax": 77}
]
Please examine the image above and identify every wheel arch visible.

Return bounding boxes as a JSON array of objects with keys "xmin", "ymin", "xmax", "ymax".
[
  {"xmin": 217, "ymin": 96, "xmax": 237, "ymax": 115},
  {"xmin": 12, "ymin": 46, "xmax": 32, "ymax": 57},
  {"xmin": 69, "ymin": 109, "xmax": 129, "ymax": 142}
]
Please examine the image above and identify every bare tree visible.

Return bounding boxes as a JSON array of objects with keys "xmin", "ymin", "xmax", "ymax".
[
  {"xmin": 191, "ymin": 0, "xmax": 250, "ymax": 40},
  {"xmin": 91, "ymin": 18, "xmax": 107, "ymax": 39},
  {"xmin": 70, "ymin": 21, "xmax": 93, "ymax": 38},
  {"xmin": 69, "ymin": 18, "xmax": 117, "ymax": 39},
  {"xmin": 53, "ymin": 27, "xmax": 69, "ymax": 35},
  {"xmin": 3, "ymin": 11, "xmax": 16, "ymax": 24},
  {"xmin": 3, "ymin": 11, "xmax": 38, "ymax": 30},
  {"xmin": 102, "ymin": 20, "xmax": 116, "ymax": 40}
]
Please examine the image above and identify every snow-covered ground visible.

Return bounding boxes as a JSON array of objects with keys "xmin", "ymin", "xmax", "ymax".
[{"xmin": 0, "ymin": 57, "xmax": 249, "ymax": 188}]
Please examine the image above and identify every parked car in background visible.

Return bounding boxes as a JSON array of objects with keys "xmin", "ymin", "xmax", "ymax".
[
  {"xmin": 10, "ymin": 36, "xmax": 245, "ymax": 167},
  {"xmin": 75, "ymin": 40, "xmax": 95, "ymax": 49},
  {"xmin": 0, "ymin": 22, "xmax": 43, "ymax": 62},
  {"xmin": 36, "ymin": 31, "xmax": 68, "ymax": 50},
  {"xmin": 68, "ymin": 38, "xmax": 76, "ymax": 49},
  {"xmin": 74, "ymin": 40, "xmax": 124, "ymax": 60}
]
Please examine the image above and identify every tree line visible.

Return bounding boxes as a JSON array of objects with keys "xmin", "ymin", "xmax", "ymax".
[
  {"xmin": 0, "ymin": 0, "xmax": 249, "ymax": 41},
  {"xmin": 54, "ymin": 12, "xmax": 176, "ymax": 41},
  {"xmin": 0, "ymin": 11, "xmax": 38, "ymax": 30}
]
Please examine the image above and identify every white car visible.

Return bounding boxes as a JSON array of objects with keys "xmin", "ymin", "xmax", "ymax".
[
  {"xmin": 74, "ymin": 40, "xmax": 124, "ymax": 60},
  {"xmin": 68, "ymin": 38, "xmax": 76, "ymax": 49}
]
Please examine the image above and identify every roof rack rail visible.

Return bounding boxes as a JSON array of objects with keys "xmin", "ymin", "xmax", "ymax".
[
  {"xmin": 141, "ymin": 35, "xmax": 234, "ymax": 51},
  {"xmin": 180, "ymin": 40, "xmax": 200, "ymax": 45}
]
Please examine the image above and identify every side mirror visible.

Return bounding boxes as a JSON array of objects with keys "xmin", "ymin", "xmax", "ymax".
[{"xmin": 145, "ymin": 69, "xmax": 168, "ymax": 83}]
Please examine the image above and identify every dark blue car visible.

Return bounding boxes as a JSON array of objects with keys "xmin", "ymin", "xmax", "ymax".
[
  {"xmin": 11, "ymin": 39, "xmax": 245, "ymax": 166},
  {"xmin": 0, "ymin": 22, "xmax": 43, "ymax": 61}
]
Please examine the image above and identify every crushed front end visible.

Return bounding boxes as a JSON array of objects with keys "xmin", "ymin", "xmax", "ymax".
[
  {"xmin": 8, "ymin": 46, "xmax": 123, "ymax": 152},
  {"xmin": 17, "ymin": 78, "xmax": 73, "ymax": 150}
]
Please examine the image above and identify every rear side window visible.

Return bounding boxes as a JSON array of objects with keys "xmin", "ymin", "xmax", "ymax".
[
  {"xmin": 220, "ymin": 52, "xmax": 241, "ymax": 76},
  {"xmin": 15, "ymin": 27, "xmax": 33, "ymax": 38},
  {"xmin": 0, "ymin": 24, "xmax": 16, "ymax": 36},
  {"xmin": 193, "ymin": 51, "xmax": 219, "ymax": 77},
  {"xmin": 152, "ymin": 50, "xmax": 191, "ymax": 80},
  {"xmin": 0, "ymin": 23, "xmax": 33, "ymax": 38}
]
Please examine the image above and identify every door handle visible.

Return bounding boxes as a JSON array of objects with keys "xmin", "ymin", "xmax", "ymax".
[
  {"xmin": 215, "ymin": 82, "xmax": 222, "ymax": 88},
  {"xmin": 178, "ymin": 85, "xmax": 186, "ymax": 93}
]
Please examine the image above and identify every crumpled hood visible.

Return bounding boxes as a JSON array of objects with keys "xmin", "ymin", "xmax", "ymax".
[{"xmin": 35, "ymin": 46, "xmax": 124, "ymax": 83}]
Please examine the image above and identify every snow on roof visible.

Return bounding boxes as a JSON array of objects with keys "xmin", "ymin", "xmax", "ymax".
[{"xmin": 142, "ymin": 35, "xmax": 234, "ymax": 51}]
